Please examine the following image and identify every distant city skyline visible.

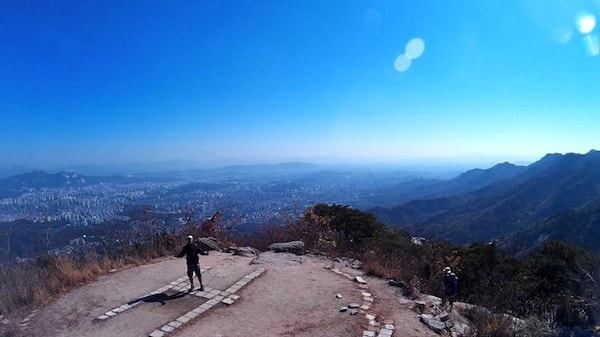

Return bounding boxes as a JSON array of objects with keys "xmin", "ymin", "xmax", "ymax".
[{"xmin": 1, "ymin": 1, "xmax": 599, "ymax": 170}]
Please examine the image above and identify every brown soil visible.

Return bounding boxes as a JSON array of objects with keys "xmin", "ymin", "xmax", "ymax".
[{"xmin": 17, "ymin": 252, "xmax": 439, "ymax": 337}]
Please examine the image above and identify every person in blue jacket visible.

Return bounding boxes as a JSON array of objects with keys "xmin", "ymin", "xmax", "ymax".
[{"xmin": 443, "ymin": 266, "xmax": 458, "ymax": 309}]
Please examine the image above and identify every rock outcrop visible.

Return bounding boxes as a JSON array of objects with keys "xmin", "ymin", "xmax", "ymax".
[
  {"xmin": 411, "ymin": 294, "xmax": 476, "ymax": 336},
  {"xmin": 196, "ymin": 237, "xmax": 224, "ymax": 251},
  {"xmin": 268, "ymin": 241, "xmax": 305, "ymax": 255},
  {"xmin": 230, "ymin": 246, "xmax": 259, "ymax": 257},
  {"xmin": 250, "ymin": 251, "xmax": 303, "ymax": 266}
]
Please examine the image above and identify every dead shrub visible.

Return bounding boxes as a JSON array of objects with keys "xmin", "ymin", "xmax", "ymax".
[
  {"xmin": 465, "ymin": 306, "xmax": 518, "ymax": 337},
  {"xmin": 0, "ymin": 319, "xmax": 21, "ymax": 337},
  {"xmin": 360, "ymin": 251, "xmax": 402, "ymax": 279},
  {"xmin": 513, "ymin": 316, "xmax": 554, "ymax": 337},
  {"xmin": 55, "ymin": 257, "xmax": 81, "ymax": 286}
]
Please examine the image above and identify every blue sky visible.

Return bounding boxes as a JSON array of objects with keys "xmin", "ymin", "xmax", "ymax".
[{"xmin": 1, "ymin": 0, "xmax": 599, "ymax": 170}]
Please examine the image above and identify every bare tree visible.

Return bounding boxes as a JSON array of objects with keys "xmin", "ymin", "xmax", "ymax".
[{"xmin": 1, "ymin": 228, "xmax": 12, "ymax": 262}]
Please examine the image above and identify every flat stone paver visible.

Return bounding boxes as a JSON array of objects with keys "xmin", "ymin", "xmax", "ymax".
[
  {"xmin": 167, "ymin": 321, "xmax": 182, "ymax": 328},
  {"xmin": 94, "ymin": 266, "xmax": 266, "ymax": 337},
  {"xmin": 327, "ymin": 266, "xmax": 395, "ymax": 337},
  {"xmin": 148, "ymin": 330, "xmax": 165, "ymax": 337}
]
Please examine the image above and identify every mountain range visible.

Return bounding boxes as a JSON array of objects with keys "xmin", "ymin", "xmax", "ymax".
[
  {"xmin": 0, "ymin": 170, "xmax": 145, "ymax": 199},
  {"xmin": 371, "ymin": 150, "xmax": 600, "ymax": 254},
  {"xmin": 2, "ymin": 151, "xmax": 600, "ymax": 256},
  {"xmin": 0, "ymin": 170, "xmax": 137, "ymax": 189},
  {"xmin": 363, "ymin": 161, "xmax": 527, "ymax": 207}
]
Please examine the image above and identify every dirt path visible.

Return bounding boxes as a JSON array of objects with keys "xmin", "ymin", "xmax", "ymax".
[{"xmin": 19, "ymin": 252, "xmax": 438, "ymax": 337}]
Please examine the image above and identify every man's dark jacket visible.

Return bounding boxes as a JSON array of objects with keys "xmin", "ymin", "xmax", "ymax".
[{"xmin": 176, "ymin": 243, "xmax": 201, "ymax": 265}]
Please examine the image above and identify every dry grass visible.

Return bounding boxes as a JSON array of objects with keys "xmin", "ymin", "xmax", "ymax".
[
  {"xmin": 360, "ymin": 253, "xmax": 403, "ymax": 279},
  {"xmin": 0, "ymin": 232, "xmax": 180, "ymax": 321},
  {"xmin": 0, "ymin": 320, "xmax": 21, "ymax": 337},
  {"xmin": 0, "ymin": 255, "xmax": 107, "ymax": 316},
  {"xmin": 0, "ymin": 217, "xmax": 214, "ymax": 329}
]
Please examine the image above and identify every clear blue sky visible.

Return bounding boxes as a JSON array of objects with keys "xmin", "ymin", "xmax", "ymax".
[{"xmin": 1, "ymin": 0, "xmax": 599, "ymax": 170}]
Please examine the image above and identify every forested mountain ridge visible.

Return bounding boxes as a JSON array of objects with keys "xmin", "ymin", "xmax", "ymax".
[
  {"xmin": 502, "ymin": 200, "xmax": 600, "ymax": 256},
  {"xmin": 363, "ymin": 161, "xmax": 526, "ymax": 206},
  {"xmin": 372, "ymin": 150, "xmax": 600, "ymax": 251},
  {"xmin": 0, "ymin": 170, "xmax": 136, "ymax": 189}
]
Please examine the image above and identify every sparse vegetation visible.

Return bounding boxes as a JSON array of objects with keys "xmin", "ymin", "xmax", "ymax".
[
  {"xmin": 0, "ymin": 206, "xmax": 238, "ymax": 324},
  {"xmin": 2, "ymin": 203, "xmax": 600, "ymax": 337},
  {"xmin": 239, "ymin": 204, "xmax": 600, "ymax": 336},
  {"xmin": 0, "ymin": 253, "xmax": 115, "ymax": 315}
]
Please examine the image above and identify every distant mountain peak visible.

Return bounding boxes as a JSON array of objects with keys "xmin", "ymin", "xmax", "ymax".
[
  {"xmin": 456, "ymin": 161, "xmax": 524, "ymax": 181},
  {"xmin": 0, "ymin": 170, "xmax": 132, "ymax": 189},
  {"xmin": 586, "ymin": 149, "xmax": 600, "ymax": 158},
  {"xmin": 30, "ymin": 169, "xmax": 49, "ymax": 175},
  {"xmin": 538, "ymin": 153, "xmax": 563, "ymax": 162},
  {"xmin": 493, "ymin": 161, "xmax": 516, "ymax": 168},
  {"xmin": 372, "ymin": 149, "xmax": 600, "ymax": 252}
]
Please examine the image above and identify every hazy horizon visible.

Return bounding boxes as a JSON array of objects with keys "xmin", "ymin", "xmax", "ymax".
[
  {"xmin": 2, "ymin": 1, "xmax": 599, "ymax": 170},
  {"xmin": 0, "ymin": 150, "xmax": 582, "ymax": 178},
  {"xmin": 0, "ymin": 150, "xmax": 589, "ymax": 176}
]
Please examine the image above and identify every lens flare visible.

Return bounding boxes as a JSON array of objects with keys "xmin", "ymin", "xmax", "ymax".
[
  {"xmin": 405, "ymin": 38, "xmax": 425, "ymax": 59},
  {"xmin": 394, "ymin": 54, "xmax": 411, "ymax": 72},
  {"xmin": 394, "ymin": 37, "xmax": 425, "ymax": 72},
  {"xmin": 583, "ymin": 34, "xmax": 599, "ymax": 56},
  {"xmin": 554, "ymin": 27, "xmax": 573, "ymax": 44}
]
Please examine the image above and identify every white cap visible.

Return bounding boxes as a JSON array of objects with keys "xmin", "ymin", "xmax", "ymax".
[{"xmin": 187, "ymin": 235, "xmax": 193, "ymax": 240}]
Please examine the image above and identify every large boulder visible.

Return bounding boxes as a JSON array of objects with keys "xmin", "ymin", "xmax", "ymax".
[
  {"xmin": 448, "ymin": 310, "xmax": 476, "ymax": 337},
  {"xmin": 251, "ymin": 251, "xmax": 302, "ymax": 266},
  {"xmin": 415, "ymin": 294, "xmax": 442, "ymax": 314},
  {"xmin": 232, "ymin": 246, "xmax": 259, "ymax": 257},
  {"xmin": 196, "ymin": 237, "xmax": 224, "ymax": 251},
  {"xmin": 415, "ymin": 301, "xmax": 477, "ymax": 337},
  {"xmin": 268, "ymin": 241, "xmax": 305, "ymax": 255},
  {"xmin": 420, "ymin": 314, "xmax": 446, "ymax": 334}
]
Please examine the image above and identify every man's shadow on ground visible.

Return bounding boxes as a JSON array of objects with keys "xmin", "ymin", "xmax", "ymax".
[{"xmin": 128, "ymin": 291, "xmax": 189, "ymax": 306}]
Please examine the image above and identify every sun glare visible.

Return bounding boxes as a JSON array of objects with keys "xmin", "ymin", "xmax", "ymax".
[{"xmin": 576, "ymin": 13, "xmax": 596, "ymax": 34}]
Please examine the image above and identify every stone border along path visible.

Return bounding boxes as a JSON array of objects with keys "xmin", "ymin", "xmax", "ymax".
[
  {"xmin": 328, "ymin": 268, "xmax": 396, "ymax": 337},
  {"xmin": 94, "ymin": 267, "xmax": 266, "ymax": 337}
]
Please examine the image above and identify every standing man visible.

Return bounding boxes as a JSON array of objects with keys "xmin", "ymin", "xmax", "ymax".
[
  {"xmin": 176, "ymin": 235, "xmax": 204, "ymax": 291},
  {"xmin": 442, "ymin": 266, "xmax": 458, "ymax": 310}
]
